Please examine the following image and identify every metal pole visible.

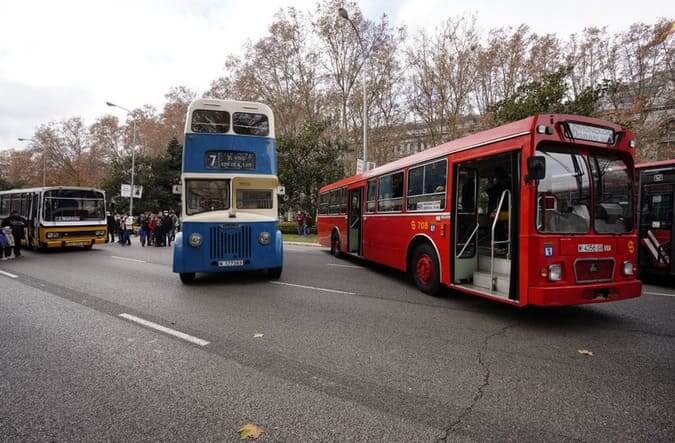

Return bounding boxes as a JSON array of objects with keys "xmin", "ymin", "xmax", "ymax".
[
  {"xmin": 130, "ymin": 119, "xmax": 136, "ymax": 217},
  {"xmin": 362, "ymin": 56, "xmax": 367, "ymax": 166}
]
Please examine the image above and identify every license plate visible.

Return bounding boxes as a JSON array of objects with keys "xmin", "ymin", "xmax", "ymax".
[
  {"xmin": 218, "ymin": 259, "xmax": 244, "ymax": 267},
  {"xmin": 70, "ymin": 242, "xmax": 86, "ymax": 247},
  {"xmin": 578, "ymin": 244, "xmax": 606, "ymax": 253}
]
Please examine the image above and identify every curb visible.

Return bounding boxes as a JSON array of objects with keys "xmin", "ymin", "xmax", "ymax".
[{"xmin": 283, "ymin": 241, "xmax": 323, "ymax": 247}]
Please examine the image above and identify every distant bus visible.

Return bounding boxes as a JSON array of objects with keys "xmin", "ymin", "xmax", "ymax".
[
  {"xmin": 172, "ymin": 98, "xmax": 283, "ymax": 283},
  {"xmin": 0, "ymin": 187, "xmax": 107, "ymax": 249},
  {"xmin": 318, "ymin": 114, "xmax": 641, "ymax": 307},
  {"xmin": 636, "ymin": 159, "xmax": 674, "ymax": 278}
]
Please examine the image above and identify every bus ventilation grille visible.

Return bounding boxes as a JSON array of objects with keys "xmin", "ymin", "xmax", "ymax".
[{"xmin": 209, "ymin": 226, "xmax": 252, "ymax": 260}]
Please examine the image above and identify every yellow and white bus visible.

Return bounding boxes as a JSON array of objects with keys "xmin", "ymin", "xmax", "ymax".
[{"xmin": 0, "ymin": 187, "xmax": 107, "ymax": 250}]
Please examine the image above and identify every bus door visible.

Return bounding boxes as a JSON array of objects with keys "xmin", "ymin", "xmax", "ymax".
[
  {"xmin": 348, "ymin": 188, "xmax": 363, "ymax": 255},
  {"xmin": 452, "ymin": 152, "xmax": 518, "ymax": 300},
  {"xmin": 29, "ymin": 193, "xmax": 39, "ymax": 245},
  {"xmin": 639, "ymin": 178, "xmax": 674, "ymax": 275}
]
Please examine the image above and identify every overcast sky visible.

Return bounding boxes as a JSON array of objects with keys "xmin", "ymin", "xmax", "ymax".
[{"xmin": 0, "ymin": 0, "xmax": 671, "ymax": 150}]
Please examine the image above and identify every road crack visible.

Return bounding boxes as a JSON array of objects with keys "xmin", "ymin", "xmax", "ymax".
[{"xmin": 437, "ymin": 322, "xmax": 519, "ymax": 442}]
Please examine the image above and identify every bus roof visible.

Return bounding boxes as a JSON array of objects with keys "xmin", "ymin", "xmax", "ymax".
[
  {"xmin": 636, "ymin": 159, "xmax": 675, "ymax": 170},
  {"xmin": 184, "ymin": 98, "xmax": 275, "ymax": 138},
  {"xmin": 320, "ymin": 113, "xmax": 631, "ymax": 193},
  {"xmin": 0, "ymin": 186, "xmax": 105, "ymax": 195}
]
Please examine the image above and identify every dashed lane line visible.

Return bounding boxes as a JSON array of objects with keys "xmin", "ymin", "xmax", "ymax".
[
  {"xmin": 119, "ymin": 313, "xmax": 210, "ymax": 346},
  {"xmin": 270, "ymin": 281, "xmax": 356, "ymax": 295},
  {"xmin": 0, "ymin": 269, "xmax": 19, "ymax": 279},
  {"xmin": 643, "ymin": 291, "xmax": 675, "ymax": 297},
  {"xmin": 326, "ymin": 263, "xmax": 363, "ymax": 269},
  {"xmin": 111, "ymin": 256, "xmax": 147, "ymax": 263}
]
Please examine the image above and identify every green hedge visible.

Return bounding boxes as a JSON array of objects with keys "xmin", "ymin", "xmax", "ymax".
[{"xmin": 278, "ymin": 221, "xmax": 316, "ymax": 235}]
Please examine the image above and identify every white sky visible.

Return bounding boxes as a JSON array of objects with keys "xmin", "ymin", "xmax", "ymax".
[{"xmin": 0, "ymin": 0, "xmax": 671, "ymax": 150}]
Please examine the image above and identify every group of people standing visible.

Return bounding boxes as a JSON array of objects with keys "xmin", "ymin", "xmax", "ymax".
[
  {"xmin": 106, "ymin": 210, "xmax": 178, "ymax": 247},
  {"xmin": 0, "ymin": 210, "xmax": 25, "ymax": 260}
]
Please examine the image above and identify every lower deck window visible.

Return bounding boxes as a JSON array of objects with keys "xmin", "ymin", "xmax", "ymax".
[{"xmin": 236, "ymin": 189, "xmax": 273, "ymax": 209}]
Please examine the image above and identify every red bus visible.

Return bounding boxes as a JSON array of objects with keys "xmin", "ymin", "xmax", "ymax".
[
  {"xmin": 636, "ymin": 159, "xmax": 674, "ymax": 278},
  {"xmin": 318, "ymin": 114, "xmax": 642, "ymax": 307}
]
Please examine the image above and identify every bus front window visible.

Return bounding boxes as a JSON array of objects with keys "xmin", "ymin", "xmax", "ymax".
[
  {"xmin": 43, "ymin": 190, "xmax": 105, "ymax": 221},
  {"xmin": 590, "ymin": 153, "xmax": 633, "ymax": 234},
  {"xmin": 186, "ymin": 179, "xmax": 230, "ymax": 215},
  {"xmin": 536, "ymin": 149, "xmax": 591, "ymax": 233}
]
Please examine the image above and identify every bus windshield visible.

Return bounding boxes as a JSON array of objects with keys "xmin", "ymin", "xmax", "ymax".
[
  {"xmin": 186, "ymin": 179, "xmax": 230, "ymax": 215},
  {"xmin": 589, "ymin": 153, "xmax": 633, "ymax": 233},
  {"xmin": 43, "ymin": 189, "xmax": 105, "ymax": 222},
  {"xmin": 536, "ymin": 149, "xmax": 591, "ymax": 233}
]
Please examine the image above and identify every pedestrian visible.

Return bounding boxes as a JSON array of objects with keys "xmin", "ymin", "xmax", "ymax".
[
  {"xmin": 106, "ymin": 211, "xmax": 115, "ymax": 243},
  {"xmin": 124, "ymin": 214, "xmax": 133, "ymax": 245},
  {"xmin": 155, "ymin": 212, "xmax": 164, "ymax": 247},
  {"xmin": 0, "ymin": 227, "xmax": 10, "ymax": 260},
  {"xmin": 116, "ymin": 213, "xmax": 124, "ymax": 244},
  {"xmin": 148, "ymin": 214, "xmax": 157, "ymax": 247},
  {"xmin": 295, "ymin": 210, "xmax": 305, "ymax": 236},
  {"xmin": 1, "ymin": 226, "xmax": 15, "ymax": 260},
  {"xmin": 1, "ymin": 209, "xmax": 26, "ymax": 257},
  {"xmin": 163, "ymin": 210, "xmax": 174, "ymax": 246},
  {"xmin": 169, "ymin": 210, "xmax": 177, "ymax": 243},
  {"xmin": 139, "ymin": 212, "xmax": 149, "ymax": 247}
]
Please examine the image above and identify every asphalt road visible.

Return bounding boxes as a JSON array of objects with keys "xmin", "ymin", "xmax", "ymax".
[{"xmin": 0, "ymin": 241, "xmax": 673, "ymax": 442}]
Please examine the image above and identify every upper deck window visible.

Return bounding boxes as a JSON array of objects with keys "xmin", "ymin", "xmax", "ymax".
[
  {"xmin": 233, "ymin": 112, "xmax": 269, "ymax": 136},
  {"xmin": 191, "ymin": 110, "xmax": 230, "ymax": 133}
]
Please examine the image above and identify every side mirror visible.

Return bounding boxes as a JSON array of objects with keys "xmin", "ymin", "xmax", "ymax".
[{"xmin": 526, "ymin": 156, "xmax": 546, "ymax": 181}]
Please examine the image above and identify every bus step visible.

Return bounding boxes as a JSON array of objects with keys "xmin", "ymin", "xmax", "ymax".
[{"xmin": 473, "ymin": 271, "xmax": 510, "ymax": 295}]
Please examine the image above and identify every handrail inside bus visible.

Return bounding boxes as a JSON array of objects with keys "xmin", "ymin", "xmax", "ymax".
[
  {"xmin": 490, "ymin": 189, "xmax": 511, "ymax": 291},
  {"xmin": 457, "ymin": 224, "xmax": 479, "ymax": 258}
]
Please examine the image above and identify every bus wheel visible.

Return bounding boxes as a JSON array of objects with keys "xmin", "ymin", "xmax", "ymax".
[
  {"xmin": 268, "ymin": 267, "xmax": 283, "ymax": 279},
  {"xmin": 83, "ymin": 243, "xmax": 93, "ymax": 250},
  {"xmin": 179, "ymin": 272, "xmax": 196, "ymax": 284},
  {"xmin": 331, "ymin": 234, "xmax": 342, "ymax": 258},
  {"xmin": 411, "ymin": 243, "xmax": 441, "ymax": 296}
]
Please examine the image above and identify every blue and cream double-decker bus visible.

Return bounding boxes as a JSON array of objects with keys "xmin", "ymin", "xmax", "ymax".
[{"xmin": 172, "ymin": 99, "xmax": 283, "ymax": 283}]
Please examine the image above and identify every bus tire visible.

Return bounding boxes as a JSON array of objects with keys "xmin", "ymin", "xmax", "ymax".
[
  {"xmin": 83, "ymin": 243, "xmax": 93, "ymax": 250},
  {"xmin": 179, "ymin": 272, "xmax": 196, "ymax": 284},
  {"xmin": 331, "ymin": 233, "xmax": 342, "ymax": 258},
  {"xmin": 268, "ymin": 267, "xmax": 282, "ymax": 279},
  {"xmin": 411, "ymin": 243, "xmax": 441, "ymax": 296}
]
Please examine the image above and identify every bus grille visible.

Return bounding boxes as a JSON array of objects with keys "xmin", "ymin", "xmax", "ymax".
[
  {"xmin": 574, "ymin": 259, "xmax": 614, "ymax": 283},
  {"xmin": 209, "ymin": 226, "xmax": 252, "ymax": 260}
]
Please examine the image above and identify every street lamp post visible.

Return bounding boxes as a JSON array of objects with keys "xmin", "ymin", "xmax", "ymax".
[
  {"xmin": 338, "ymin": 7, "xmax": 368, "ymax": 169},
  {"xmin": 106, "ymin": 101, "xmax": 137, "ymax": 217},
  {"xmin": 18, "ymin": 137, "xmax": 46, "ymax": 187}
]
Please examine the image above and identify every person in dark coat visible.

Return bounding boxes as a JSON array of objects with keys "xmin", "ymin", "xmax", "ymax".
[
  {"xmin": 106, "ymin": 212, "xmax": 116, "ymax": 243},
  {"xmin": 1, "ymin": 210, "xmax": 26, "ymax": 257}
]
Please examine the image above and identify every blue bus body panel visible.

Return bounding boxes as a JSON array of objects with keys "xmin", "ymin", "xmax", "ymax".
[
  {"xmin": 173, "ymin": 221, "xmax": 283, "ymax": 274},
  {"xmin": 183, "ymin": 134, "xmax": 277, "ymax": 175}
]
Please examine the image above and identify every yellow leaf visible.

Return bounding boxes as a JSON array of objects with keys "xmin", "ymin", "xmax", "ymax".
[
  {"xmin": 577, "ymin": 349, "xmax": 593, "ymax": 356},
  {"xmin": 253, "ymin": 333, "xmax": 264, "ymax": 338},
  {"xmin": 239, "ymin": 423, "xmax": 264, "ymax": 440}
]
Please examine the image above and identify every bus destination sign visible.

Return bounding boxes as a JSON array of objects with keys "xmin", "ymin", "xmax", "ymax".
[
  {"xmin": 567, "ymin": 122, "xmax": 615, "ymax": 144},
  {"xmin": 205, "ymin": 151, "xmax": 256, "ymax": 170}
]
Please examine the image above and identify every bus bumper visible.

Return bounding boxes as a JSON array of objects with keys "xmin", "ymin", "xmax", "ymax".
[
  {"xmin": 528, "ymin": 280, "xmax": 642, "ymax": 307},
  {"xmin": 42, "ymin": 238, "xmax": 105, "ymax": 248},
  {"xmin": 172, "ymin": 222, "xmax": 283, "ymax": 274}
]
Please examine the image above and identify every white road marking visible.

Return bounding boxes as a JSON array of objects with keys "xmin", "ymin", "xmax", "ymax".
[
  {"xmin": 0, "ymin": 269, "xmax": 19, "ymax": 279},
  {"xmin": 326, "ymin": 263, "xmax": 363, "ymax": 269},
  {"xmin": 111, "ymin": 256, "xmax": 147, "ymax": 263},
  {"xmin": 270, "ymin": 281, "xmax": 355, "ymax": 295},
  {"xmin": 118, "ymin": 313, "xmax": 210, "ymax": 346},
  {"xmin": 643, "ymin": 291, "xmax": 675, "ymax": 297}
]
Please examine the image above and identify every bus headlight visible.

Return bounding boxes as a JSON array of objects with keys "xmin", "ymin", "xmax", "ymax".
[
  {"xmin": 46, "ymin": 232, "xmax": 61, "ymax": 239},
  {"xmin": 188, "ymin": 233, "xmax": 203, "ymax": 248},
  {"xmin": 548, "ymin": 264, "xmax": 562, "ymax": 281},
  {"xmin": 622, "ymin": 261, "xmax": 634, "ymax": 276},
  {"xmin": 95, "ymin": 230, "xmax": 105, "ymax": 236},
  {"xmin": 258, "ymin": 231, "xmax": 271, "ymax": 245}
]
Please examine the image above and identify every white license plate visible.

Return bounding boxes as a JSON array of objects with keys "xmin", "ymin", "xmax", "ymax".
[
  {"xmin": 70, "ymin": 242, "xmax": 86, "ymax": 247},
  {"xmin": 218, "ymin": 259, "xmax": 244, "ymax": 267},
  {"xmin": 578, "ymin": 244, "xmax": 603, "ymax": 253}
]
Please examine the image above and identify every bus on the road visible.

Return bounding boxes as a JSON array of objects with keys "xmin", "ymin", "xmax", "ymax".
[
  {"xmin": 636, "ymin": 159, "xmax": 674, "ymax": 279},
  {"xmin": 172, "ymin": 98, "xmax": 283, "ymax": 283},
  {"xmin": 318, "ymin": 114, "xmax": 641, "ymax": 307},
  {"xmin": 0, "ymin": 186, "xmax": 107, "ymax": 250}
]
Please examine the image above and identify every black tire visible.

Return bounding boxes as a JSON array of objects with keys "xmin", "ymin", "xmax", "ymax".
[
  {"xmin": 268, "ymin": 267, "xmax": 283, "ymax": 279},
  {"xmin": 411, "ymin": 243, "xmax": 441, "ymax": 296},
  {"xmin": 179, "ymin": 272, "xmax": 196, "ymax": 284},
  {"xmin": 331, "ymin": 233, "xmax": 342, "ymax": 258},
  {"xmin": 83, "ymin": 243, "xmax": 93, "ymax": 250}
]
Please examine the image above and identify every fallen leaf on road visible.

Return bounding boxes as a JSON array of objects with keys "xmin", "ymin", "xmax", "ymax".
[
  {"xmin": 253, "ymin": 333, "xmax": 264, "ymax": 338},
  {"xmin": 577, "ymin": 349, "xmax": 593, "ymax": 356},
  {"xmin": 239, "ymin": 423, "xmax": 264, "ymax": 439}
]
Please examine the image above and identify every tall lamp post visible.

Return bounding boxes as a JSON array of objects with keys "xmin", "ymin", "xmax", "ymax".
[
  {"xmin": 106, "ymin": 101, "xmax": 137, "ymax": 217},
  {"xmin": 338, "ymin": 7, "xmax": 369, "ymax": 170},
  {"xmin": 17, "ymin": 137, "xmax": 46, "ymax": 186}
]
